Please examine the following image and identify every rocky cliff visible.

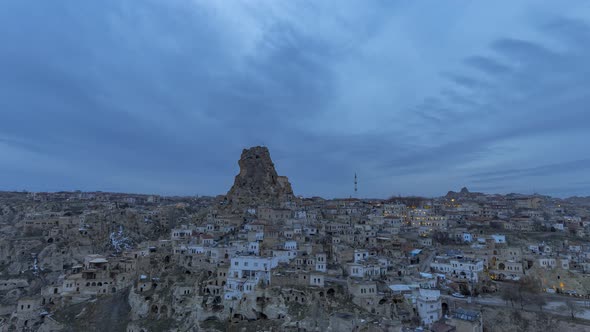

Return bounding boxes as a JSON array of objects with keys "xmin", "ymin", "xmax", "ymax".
[{"xmin": 224, "ymin": 146, "xmax": 294, "ymax": 209}]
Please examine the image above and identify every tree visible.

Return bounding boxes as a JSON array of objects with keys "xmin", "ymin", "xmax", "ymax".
[
  {"xmin": 532, "ymin": 294, "xmax": 547, "ymax": 311},
  {"xmin": 520, "ymin": 276, "xmax": 542, "ymax": 293},
  {"xmin": 501, "ymin": 285, "xmax": 519, "ymax": 308},
  {"xmin": 432, "ymin": 231, "xmax": 454, "ymax": 245},
  {"xmin": 565, "ymin": 300, "xmax": 583, "ymax": 319},
  {"xmin": 517, "ymin": 276, "xmax": 542, "ymax": 309}
]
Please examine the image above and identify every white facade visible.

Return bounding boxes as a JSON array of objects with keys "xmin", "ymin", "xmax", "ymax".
[
  {"xmin": 225, "ymin": 256, "xmax": 280, "ymax": 299},
  {"xmin": 491, "ymin": 234, "xmax": 506, "ymax": 244},
  {"xmin": 417, "ymin": 289, "xmax": 441, "ymax": 325},
  {"xmin": 315, "ymin": 253, "xmax": 327, "ymax": 272},
  {"xmin": 248, "ymin": 242, "xmax": 260, "ymax": 255},
  {"xmin": 310, "ymin": 273, "xmax": 324, "ymax": 287},
  {"xmin": 187, "ymin": 246, "xmax": 206, "ymax": 255},
  {"xmin": 284, "ymin": 241, "xmax": 297, "ymax": 250},
  {"xmin": 348, "ymin": 263, "xmax": 364, "ymax": 278},
  {"xmin": 538, "ymin": 258, "xmax": 556, "ymax": 269},
  {"xmin": 450, "ymin": 258, "xmax": 483, "ymax": 282},
  {"xmin": 295, "ymin": 210, "xmax": 307, "ymax": 219},
  {"xmin": 272, "ymin": 249, "xmax": 297, "ymax": 263},
  {"xmin": 553, "ymin": 223, "xmax": 565, "ymax": 231},
  {"xmin": 462, "ymin": 233, "xmax": 473, "ymax": 243},
  {"xmin": 171, "ymin": 228, "xmax": 193, "ymax": 240},
  {"xmin": 304, "ymin": 226, "xmax": 318, "ymax": 235},
  {"xmin": 430, "ymin": 257, "xmax": 484, "ymax": 282},
  {"xmin": 354, "ymin": 249, "xmax": 369, "ymax": 263},
  {"xmin": 560, "ymin": 258, "xmax": 570, "ymax": 270}
]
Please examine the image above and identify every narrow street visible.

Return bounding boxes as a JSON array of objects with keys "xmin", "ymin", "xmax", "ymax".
[{"xmin": 419, "ymin": 250, "xmax": 436, "ymax": 273}]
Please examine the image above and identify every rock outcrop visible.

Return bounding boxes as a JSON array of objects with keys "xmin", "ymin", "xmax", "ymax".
[
  {"xmin": 224, "ymin": 146, "xmax": 294, "ymax": 209},
  {"xmin": 446, "ymin": 186, "xmax": 483, "ymax": 200}
]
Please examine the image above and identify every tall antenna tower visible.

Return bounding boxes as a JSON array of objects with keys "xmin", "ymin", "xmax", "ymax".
[{"xmin": 354, "ymin": 173, "xmax": 358, "ymax": 197}]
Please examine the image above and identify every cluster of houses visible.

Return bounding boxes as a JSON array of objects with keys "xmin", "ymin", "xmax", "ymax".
[{"xmin": 1, "ymin": 189, "xmax": 590, "ymax": 331}]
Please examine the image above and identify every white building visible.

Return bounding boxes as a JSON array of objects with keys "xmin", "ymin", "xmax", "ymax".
[
  {"xmin": 462, "ymin": 233, "xmax": 473, "ymax": 243},
  {"xmin": 491, "ymin": 234, "xmax": 506, "ymax": 244},
  {"xmin": 417, "ymin": 289, "xmax": 442, "ymax": 325},
  {"xmin": 187, "ymin": 246, "xmax": 206, "ymax": 255},
  {"xmin": 348, "ymin": 263, "xmax": 365, "ymax": 278},
  {"xmin": 170, "ymin": 227, "xmax": 193, "ymax": 240},
  {"xmin": 552, "ymin": 223, "xmax": 565, "ymax": 231},
  {"xmin": 248, "ymin": 242, "xmax": 260, "ymax": 255},
  {"xmin": 354, "ymin": 249, "xmax": 369, "ymax": 263},
  {"xmin": 284, "ymin": 241, "xmax": 297, "ymax": 250},
  {"xmin": 430, "ymin": 257, "xmax": 484, "ymax": 282},
  {"xmin": 538, "ymin": 258, "xmax": 556, "ymax": 269},
  {"xmin": 225, "ymin": 256, "xmax": 280, "ymax": 299},
  {"xmin": 560, "ymin": 258, "xmax": 570, "ymax": 270},
  {"xmin": 310, "ymin": 273, "xmax": 325, "ymax": 287},
  {"xmin": 315, "ymin": 253, "xmax": 327, "ymax": 272}
]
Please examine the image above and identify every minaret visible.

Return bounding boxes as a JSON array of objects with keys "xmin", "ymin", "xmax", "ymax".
[{"xmin": 354, "ymin": 173, "xmax": 358, "ymax": 197}]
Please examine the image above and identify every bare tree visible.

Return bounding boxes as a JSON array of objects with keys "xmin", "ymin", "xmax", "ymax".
[
  {"xmin": 517, "ymin": 276, "xmax": 542, "ymax": 309},
  {"xmin": 565, "ymin": 300, "xmax": 583, "ymax": 319},
  {"xmin": 501, "ymin": 285, "xmax": 518, "ymax": 308},
  {"xmin": 432, "ymin": 231, "xmax": 454, "ymax": 245},
  {"xmin": 531, "ymin": 294, "xmax": 547, "ymax": 312},
  {"xmin": 520, "ymin": 276, "xmax": 542, "ymax": 293}
]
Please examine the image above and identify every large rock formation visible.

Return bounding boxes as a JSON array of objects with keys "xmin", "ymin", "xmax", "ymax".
[
  {"xmin": 446, "ymin": 186, "xmax": 483, "ymax": 200},
  {"xmin": 224, "ymin": 146, "xmax": 294, "ymax": 209}
]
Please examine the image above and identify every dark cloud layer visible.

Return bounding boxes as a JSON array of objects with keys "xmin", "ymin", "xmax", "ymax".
[{"xmin": 1, "ymin": 1, "xmax": 589, "ymax": 198}]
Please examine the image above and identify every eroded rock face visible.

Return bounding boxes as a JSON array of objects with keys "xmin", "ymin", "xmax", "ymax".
[
  {"xmin": 446, "ymin": 186, "xmax": 473, "ymax": 199},
  {"xmin": 225, "ymin": 146, "xmax": 294, "ymax": 209}
]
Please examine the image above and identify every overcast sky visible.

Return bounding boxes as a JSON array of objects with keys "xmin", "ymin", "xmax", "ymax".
[{"xmin": 1, "ymin": 1, "xmax": 590, "ymax": 198}]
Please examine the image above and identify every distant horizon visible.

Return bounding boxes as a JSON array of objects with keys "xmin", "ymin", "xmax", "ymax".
[{"xmin": 2, "ymin": 186, "xmax": 586, "ymax": 200}]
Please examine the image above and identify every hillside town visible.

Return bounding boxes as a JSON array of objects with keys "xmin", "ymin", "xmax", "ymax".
[{"xmin": 1, "ymin": 146, "xmax": 590, "ymax": 331}]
